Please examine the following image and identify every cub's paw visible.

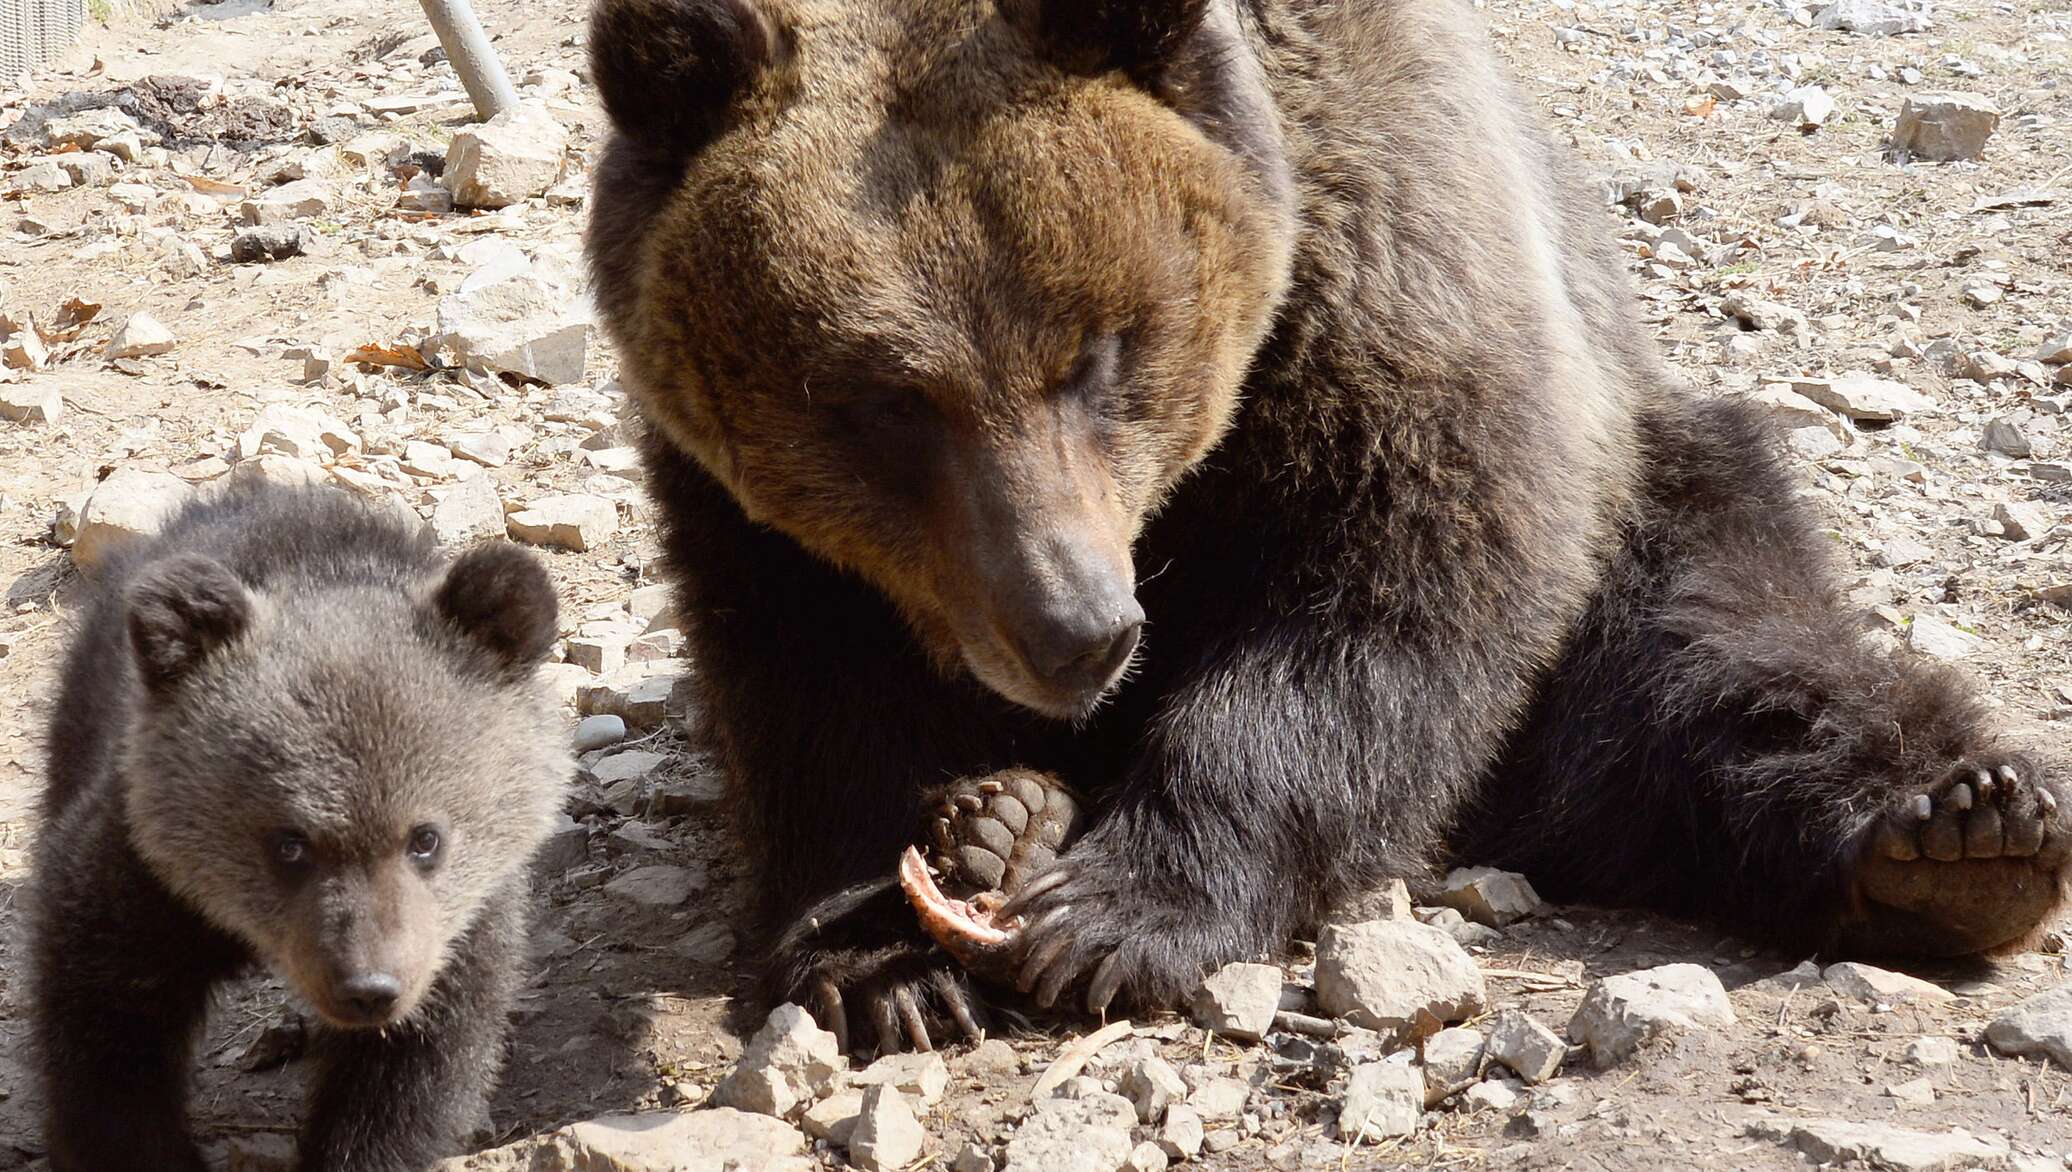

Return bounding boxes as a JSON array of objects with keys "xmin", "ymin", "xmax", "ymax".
[
  {"xmin": 1848, "ymin": 755, "xmax": 2070, "ymax": 957},
  {"xmin": 787, "ymin": 942, "xmax": 990, "ymax": 1057}
]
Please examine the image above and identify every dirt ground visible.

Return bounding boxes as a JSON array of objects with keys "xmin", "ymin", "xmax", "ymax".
[{"xmin": 0, "ymin": 0, "xmax": 2068, "ymax": 1167}]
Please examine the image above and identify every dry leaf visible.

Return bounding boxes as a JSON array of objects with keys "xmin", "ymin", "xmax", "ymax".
[
  {"xmin": 1683, "ymin": 95, "xmax": 1718, "ymax": 118},
  {"xmin": 345, "ymin": 342, "xmax": 431, "ymax": 371},
  {"xmin": 183, "ymin": 175, "xmax": 248, "ymax": 197}
]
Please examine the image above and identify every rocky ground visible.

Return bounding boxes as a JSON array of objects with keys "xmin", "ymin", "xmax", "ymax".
[{"xmin": 0, "ymin": 0, "xmax": 2068, "ymax": 1167}]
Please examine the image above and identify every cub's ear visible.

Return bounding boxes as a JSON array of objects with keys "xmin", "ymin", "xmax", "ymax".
[
  {"xmin": 126, "ymin": 554, "xmax": 253, "ymax": 695},
  {"xmin": 590, "ymin": 0, "xmax": 779, "ymax": 158},
  {"xmin": 1006, "ymin": 0, "xmax": 1210, "ymax": 78},
  {"xmin": 429, "ymin": 544, "xmax": 560, "ymax": 682}
]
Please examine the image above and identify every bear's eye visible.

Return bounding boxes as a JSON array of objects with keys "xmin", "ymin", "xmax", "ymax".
[
  {"xmin": 1058, "ymin": 333, "xmax": 1125, "ymax": 418},
  {"xmin": 407, "ymin": 824, "xmax": 443, "ymax": 866},
  {"xmin": 824, "ymin": 388, "xmax": 932, "ymax": 437},
  {"xmin": 270, "ymin": 830, "xmax": 312, "ymax": 870}
]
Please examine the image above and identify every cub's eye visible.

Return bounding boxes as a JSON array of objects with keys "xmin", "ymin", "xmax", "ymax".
[
  {"xmin": 270, "ymin": 830, "xmax": 312, "ymax": 869},
  {"xmin": 407, "ymin": 825, "xmax": 443, "ymax": 865}
]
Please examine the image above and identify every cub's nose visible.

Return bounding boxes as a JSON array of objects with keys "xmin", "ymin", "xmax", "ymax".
[
  {"xmin": 1019, "ymin": 605, "xmax": 1144, "ymax": 697},
  {"xmin": 337, "ymin": 972, "xmax": 403, "ymax": 1024}
]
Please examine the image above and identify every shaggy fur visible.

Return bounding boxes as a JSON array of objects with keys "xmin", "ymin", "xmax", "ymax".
[
  {"xmin": 30, "ymin": 483, "xmax": 571, "ymax": 1171},
  {"xmin": 587, "ymin": 0, "xmax": 2068, "ymax": 1053}
]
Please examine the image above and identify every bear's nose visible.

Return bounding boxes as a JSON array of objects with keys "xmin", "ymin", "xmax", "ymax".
[
  {"xmin": 1020, "ymin": 604, "xmax": 1144, "ymax": 697},
  {"xmin": 338, "ymin": 972, "xmax": 403, "ymax": 1023}
]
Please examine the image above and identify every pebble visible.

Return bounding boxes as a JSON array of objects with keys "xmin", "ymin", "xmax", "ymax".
[
  {"xmin": 1120, "ymin": 1055, "xmax": 1187, "ymax": 1123},
  {"xmin": 1905, "ymin": 1036, "xmax": 1959, "ymax": 1067},
  {"xmin": 1338, "ymin": 1061, "xmax": 1423, "ymax": 1141},
  {"xmin": 105, "ymin": 311, "xmax": 178, "ymax": 359},
  {"xmin": 444, "ymin": 101, "xmax": 570, "ymax": 209},
  {"xmin": 1892, "ymin": 91, "xmax": 2002, "ymax": 162},
  {"xmin": 1992, "ymin": 501, "xmax": 2053, "ymax": 543},
  {"xmin": 242, "ymin": 179, "xmax": 335, "ymax": 225},
  {"xmin": 1814, "ymin": 0, "xmax": 1929, "ymax": 34},
  {"xmin": 603, "ymin": 863, "xmax": 706, "ymax": 909},
  {"xmin": 231, "ymin": 224, "xmax": 311, "ymax": 263},
  {"xmin": 1747, "ymin": 1117, "xmax": 2008, "ymax": 1172},
  {"xmin": 573, "ymin": 714, "xmax": 628, "ymax": 752},
  {"xmin": 240, "ymin": 404, "xmax": 359, "ymax": 462},
  {"xmin": 1123, "ymin": 1142, "xmax": 1168, "ymax": 1172},
  {"xmin": 849, "ymin": 1085, "xmax": 925, "ymax": 1172},
  {"xmin": 1191, "ymin": 962, "xmax": 1283, "ymax": 1042},
  {"xmin": 1772, "ymin": 85, "xmax": 1836, "ymax": 129},
  {"xmin": 1184, "ymin": 1074, "xmax": 1249, "ymax": 1121},
  {"xmin": 508, "ymin": 493, "xmax": 619, "ymax": 551},
  {"xmin": 1981, "ymin": 416, "xmax": 2035, "ymax": 459},
  {"xmin": 1746, "ymin": 387, "xmax": 1849, "ymax": 441},
  {"xmin": 1823, "ymin": 962, "xmax": 1954, "ymax": 1006},
  {"xmin": 800, "ymin": 1090, "xmax": 864, "ymax": 1144},
  {"xmin": 1906, "ymin": 616, "xmax": 1981, "ymax": 661},
  {"xmin": 1485, "ymin": 1009, "xmax": 1567, "ymax": 1084},
  {"xmin": 953, "ymin": 1142, "xmax": 995, "ymax": 1172},
  {"xmin": 429, "ymin": 475, "xmax": 507, "ymax": 546},
  {"xmin": 854, "ymin": 1051, "xmax": 950, "ymax": 1105},
  {"xmin": 1157, "ymin": 1105, "xmax": 1205, "ymax": 1161},
  {"xmin": 1313, "ymin": 919, "xmax": 1488, "ymax": 1039},
  {"xmin": 1464, "ymin": 1077, "xmax": 1522, "ymax": 1112},
  {"xmin": 1886, "ymin": 1078, "xmax": 1936, "ymax": 1106},
  {"xmin": 1983, "ymin": 984, "xmax": 2072, "ymax": 1071},
  {"xmin": 712, "ymin": 1003, "xmax": 847, "ymax": 1119},
  {"xmin": 1421, "ymin": 1026, "xmax": 1486, "ymax": 1103},
  {"xmin": 1568, "ymin": 963, "xmax": 1735, "ymax": 1067},
  {"xmin": 72, "ymin": 468, "xmax": 192, "ymax": 572},
  {"xmin": 0, "ymin": 383, "xmax": 62, "ymax": 424},
  {"xmin": 535, "ymin": 816, "xmax": 589, "ymax": 872},
  {"xmin": 1433, "ymin": 866, "xmax": 1543, "ymax": 927}
]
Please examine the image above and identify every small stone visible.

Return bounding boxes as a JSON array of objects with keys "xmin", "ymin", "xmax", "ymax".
[
  {"xmin": 953, "ymin": 1142, "xmax": 995, "ymax": 1172},
  {"xmin": 855, "ymin": 1051, "xmax": 950, "ymax": 1105},
  {"xmin": 1185, "ymin": 1075, "xmax": 1249, "ymax": 1121},
  {"xmin": 1893, "ymin": 92, "xmax": 2002, "ymax": 162},
  {"xmin": 712, "ymin": 1003, "xmax": 848, "ymax": 1119},
  {"xmin": 0, "ymin": 383, "xmax": 62, "ymax": 424},
  {"xmin": 1887, "ymin": 1078, "xmax": 1936, "ymax": 1106},
  {"xmin": 444, "ymin": 102, "xmax": 569, "ymax": 209},
  {"xmin": 1747, "ymin": 387, "xmax": 1850, "ymax": 441},
  {"xmin": 1123, "ymin": 1142, "xmax": 1168, "ymax": 1172},
  {"xmin": 544, "ymin": 1108, "xmax": 806, "ymax": 1170},
  {"xmin": 603, "ymin": 863, "xmax": 706, "ymax": 909},
  {"xmin": 535, "ymin": 815, "xmax": 589, "ymax": 872},
  {"xmin": 1338, "ymin": 1062, "xmax": 1422, "ymax": 1141},
  {"xmin": 434, "ymin": 273, "xmax": 591, "ymax": 386},
  {"xmin": 44, "ymin": 107, "xmax": 142, "ymax": 150},
  {"xmin": 1983, "ymin": 984, "xmax": 2072, "ymax": 1070},
  {"xmin": 1434, "ymin": 866, "xmax": 1543, "ymax": 927},
  {"xmin": 449, "ymin": 430, "xmax": 512, "ymax": 467},
  {"xmin": 1421, "ymin": 1027, "xmax": 1486, "ymax": 1103},
  {"xmin": 228, "ymin": 455, "xmax": 327, "ymax": 491},
  {"xmin": 1905, "ymin": 1037, "xmax": 1959, "ymax": 1067},
  {"xmin": 2039, "ymin": 329, "xmax": 2072, "ymax": 366},
  {"xmin": 241, "ymin": 179, "xmax": 335, "ymax": 225},
  {"xmin": 72, "ymin": 469, "xmax": 192, "ymax": 572},
  {"xmin": 231, "ymin": 225, "xmax": 310, "ymax": 263},
  {"xmin": 1981, "ymin": 416, "xmax": 2035, "ymax": 458},
  {"xmin": 1485, "ymin": 1010, "xmax": 1567, "ymax": 1084},
  {"xmin": 105, "ymin": 312, "xmax": 177, "ymax": 359},
  {"xmin": 429, "ymin": 475, "xmax": 506, "ymax": 546},
  {"xmin": 1773, "ymin": 86, "xmax": 1836, "ymax": 129},
  {"xmin": 9, "ymin": 162, "xmax": 70, "ymax": 192},
  {"xmin": 508, "ymin": 494, "xmax": 618, "ymax": 551},
  {"xmin": 234, "ymin": 1016, "xmax": 307, "ymax": 1072},
  {"xmin": 1815, "ymin": 0, "xmax": 1929, "ymax": 34},
  {"xmin": 849, "ymin": 1085, "xmax": 925, "ymax": 1172},
  {"xmin": 1993, "ymin": 501, "xmax": 2055, "ymax": 542},
  {"xmin": 403, "ymin": 440, "xmax": 462, "ymax": 479},
  {"xmin": 1004, "ymin": 1094, "xmax": 1136, "ymax": 1172},
  {"xmin": 1313, "ymin": 920, "xmax": 1488, "ymax": 1039},
  {"xmin": 3, "ymin": 327, "xmax": 49, "ymax": 371},
  {"xmin": 1748, "ymin": 1118, "xmax": 2009, "ymax": 1172},
  {"xmin": 1786, "ymin": 372, "xmax": 1931, "ymax": 422},
  {"xmin": 1568, "ymin": 964, "xmax": 1734, "ymax": 1067},
  {"xmin": 239, "ymin": 405, "xmax": 359, "ymax": 462},
  {"xmin": 56, "ymin": 152, "xmax": 115, "ymax": 186},
  {"xmin": 591, "ymin": 749, "xmax": 666, "ymax": 788},
  {"xmin": 1191, "ymin": 962, "xmax": 1282, "ymax": 1042},
  {"xmin": 566, "ymin": 633, "xmax": 631, "ymax": 675},
  {"xmin": 1120, "ymin": 1056, "xmax": 1187, "ymax": 1124},
  {"xmin": 673, "ymin": 921, "xmax": 736, "ymax": 964},
  {"xmin": 573, "ymin": 714, "xmax": 628, "ymax": 752},
  {"xmin": 1463, "ymin": 1078, "xmax": 1522, "ymax": 1112},
  {"xmin": 1722, "ymin": 294, "xmax": 1810, "ymax": 336},
  {"xmin": 1157, "ymin": 1105, "xmax": 1205, "ymax": 1161},
  {"xmin": 1906, "ymin": 616, "xmax": 1981, "ymax": 661},
  {"xmin": 967, "ymin": 1038, "xmax": 1020, "ymax": 1077}
]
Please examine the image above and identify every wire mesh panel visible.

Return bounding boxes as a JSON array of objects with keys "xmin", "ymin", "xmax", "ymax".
[{"xmin": 1, "ymin": 0, "xmax": 86, "ymax": 84}]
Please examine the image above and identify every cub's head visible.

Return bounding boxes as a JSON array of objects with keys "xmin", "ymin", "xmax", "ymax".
[
  {"xmin": 587, "ymin": 0, "xmax": 1295, "ymax": 717},
  {"xmin": 119, "ymin": 544, "xmax": 570, "ymax": 1030}
]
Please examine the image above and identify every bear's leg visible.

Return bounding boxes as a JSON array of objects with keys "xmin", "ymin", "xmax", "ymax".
[
  {"xmin": 1471, "ymin": 398, "xmax": 2068, "ymax": 957},
  {"xmin": 297, "ymin": 884, "xmax": 527, "ymax": 1171},
  {"xmin": 31, "ymin": 808, "xmax": 243, "ymax": 1172}
]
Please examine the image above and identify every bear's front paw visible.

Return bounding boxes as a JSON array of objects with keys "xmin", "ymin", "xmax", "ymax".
[
  {"xmin": 997, "ymin": 841, "xmax": 1216, "ymax": 1016},
  {"xmin": 1846, "ymin": 755, "xmax": 2070, "ymax": 957}
]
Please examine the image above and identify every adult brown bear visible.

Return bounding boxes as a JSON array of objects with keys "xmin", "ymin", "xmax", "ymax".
[{"xmin": 585, "ymin": 0, "xmax": 2068, "ymax": 1054}]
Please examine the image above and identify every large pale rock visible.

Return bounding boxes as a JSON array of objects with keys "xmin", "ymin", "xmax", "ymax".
[
  {"xmin": 1339, "ymin": 1062, "xmax": 1423, "ymax": 1141},
  {"xmin": 1893, "ymin": 92, "xmax": 2002, "ymax": 162},
  {"xmin": 241, "ymin": 179, "xmax": 334, "ymax": 225},
  {"xmin": 434, "ymin": 273, "xmax": 591, "ymax": 386},
  {"xmin": 1485, "ymin": 1009, "xmax": 1567, "ymax": 1083},
  {"xmin": 443, "ymin": 102, "xmax": 569, "ymax": 209},
  {"xmin": 850, "ymin": 1086, "xmax": 925, "ymax": 1172},
  {"xmin": 430, "ymin": 475, "xmax": 506, "ymax": 546},
  {"xmin": 1984, "ymin": 984, "xmax": 2072, "ymax": 1070},
  {"xmin": 73, "ymin": 468, "xmax": 191, "ymax": 572},
  {"xmin": 1907, "ymin": 615, "xmax": 1981, "ymax": 661},
  {"xmin": 1824, "ymin": 962, "xmax": 1954, "ymax": 1006},
  {"xmin": 1191, "ymin": 962, "xmax": 1282, "ymax": 1041},
  {"xmin": 1815, "ymin": 0, "xmax": 1930, "ymax": 34},
  {"xmin": 1785, "ymin": 372, "xmax": 1931, "ymax": 422},
  {"xmin": 1748, "ymin": 1117, "xmax": 2010, "ymax": 1172},
  {"xmin": 1434, "ymin": 866, "xmax": 1543, "ymax": 927},
  {"xmin": 712, "ymin": 1003, "xmax": 848, "ymax": 1119},
  {"xmin": 1421, "ymin": 1027, "xmax": 1486, "ymax": 1104},
  {"xmin": 508, "ymin": 493, "xmax": 618, "ymax": 551},
  {"xmin": 239, "ymin": 404, "xmax": 359, "ymax": 463},
  {"xmin": 540, "ymin": 1108, "xmax": 807, "ymax": 1171},
  {"xmin": 1314, "ymin": 920, "xmax": 1488, "ymax": 1038},
  {"xmin": 105, "ymin": 312, "xmax": 177, "ymax": 359},
  {"xmin": 1003, "ymin": 1093, "xmax": 1135, "ymax": 1172},
  {"xmin": 1568, "ymin": 964, "xmax": 1734, "ymax": 1066}
]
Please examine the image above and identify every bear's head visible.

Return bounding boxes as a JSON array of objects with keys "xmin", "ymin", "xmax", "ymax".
[
  {"xmin": 588, "ymin": 0, "xmax": 1296, "ymax": 717},
  {"xmin": 118, "ymin": 544, "xmax": 570, "ymax": 1030}
]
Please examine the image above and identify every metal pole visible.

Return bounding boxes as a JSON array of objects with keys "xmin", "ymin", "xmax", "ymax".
[{"xmin": 416, "ymin": 0, "xmax": 520, "ymax": 123}]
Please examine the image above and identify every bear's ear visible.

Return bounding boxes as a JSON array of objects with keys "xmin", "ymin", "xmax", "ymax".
[
  {"xmin": 430, "ymin": 544, "xmax": 560, "ymax": 681},
  {"xmin": 126, "ymin": 554, "xmax": 254, "ymax": 696},
  {"xmin": 1006, "ymin": 0, "xmax": 1210, "ymax": 78},
  {"xmin": 589, "ymin": 0, "xmax": 779, "ymax": 159}
]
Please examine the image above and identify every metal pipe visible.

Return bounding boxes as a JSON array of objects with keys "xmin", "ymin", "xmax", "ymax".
[{"xmin": 416, "ymin": 0, "xmax": 520, "ymax": 123}]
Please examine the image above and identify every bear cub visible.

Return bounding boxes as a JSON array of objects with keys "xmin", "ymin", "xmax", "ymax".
[{"xmin": 29, "ymin": 482, "xmax": 572, "ymax": 1172}]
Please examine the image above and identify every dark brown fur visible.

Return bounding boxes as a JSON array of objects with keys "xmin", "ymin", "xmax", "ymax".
[{"xmin": 587, "ymin": 0, "xmax": 2068, "ymax": 1053}]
